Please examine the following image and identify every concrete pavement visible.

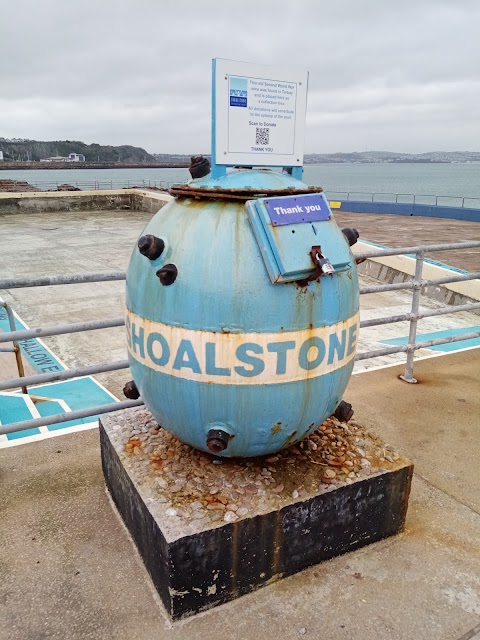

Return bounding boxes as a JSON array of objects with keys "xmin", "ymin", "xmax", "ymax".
[
  {"xmin": 1, "ymin": 349, "xmax": 479, "ymax": 640},
  {"xmin": 348, "ymin": 350, "xmax": 480, "ymax": 514},
  {"xmin": 1, "ymin": 201, "xmax": 479, "ymax": 638}
]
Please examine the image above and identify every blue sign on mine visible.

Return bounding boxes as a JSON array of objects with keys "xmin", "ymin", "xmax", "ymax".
[{"xmin": 264, "ymin": 194, "xmax": 331, "ymax": 226}]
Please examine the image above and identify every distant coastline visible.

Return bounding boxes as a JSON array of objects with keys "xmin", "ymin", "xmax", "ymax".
[
  {"xmin": 0, "ymin": 163, "xmax": 479, "ymax": 200},
  {"xmin": 0, "ymin": 159, "xmax": 474, "ymax": 171},
  {"xmin": 0, "ymin": 161, "xmax": 190, "ymax": 171},
  {"xmin": 2, "ymin": 139, "xmax": 480, "ymax": 169}
]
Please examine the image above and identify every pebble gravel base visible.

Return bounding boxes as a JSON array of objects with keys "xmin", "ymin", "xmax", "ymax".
[{"xmin": 100, "ymin": 407, "xmax": 413, "ymax": 619}]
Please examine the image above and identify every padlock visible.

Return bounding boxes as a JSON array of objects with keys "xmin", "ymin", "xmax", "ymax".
[{"xmin": 315, "ymin": 252, "xmax": 335, "ymax": 275}]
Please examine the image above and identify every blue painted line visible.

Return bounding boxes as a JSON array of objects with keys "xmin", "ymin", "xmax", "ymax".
[
  {"xmin": 3, "ymin": 378, "xmax": 117, "ymax": 440},
  {"xmin": 0, "ymin": 305, "xmax": 65, "ymax": 373},
  {"xmin": 5, "ymin": 427, "xmax": 41, "ymax": 441},
  {"xmin": 38, "ymin": 378, "xmax": 115, "ymax": 432},
  {"xmin": 0, "ymin": 395, "xmax": 34, "ymax": 424},
  {"xmin": 1, "ymin": 302, "xmax": 118, "ymax": 445},
  {"xmin": 0, "ymin": 394, "xmax": 41, "ymax": 439},
  {"xmin": 35, "ymin": 399, "xmax": 66, "ymax": 419},
  {"xmin": 381, "ymin": 326, "xmax": 480, "ymax": 352}
]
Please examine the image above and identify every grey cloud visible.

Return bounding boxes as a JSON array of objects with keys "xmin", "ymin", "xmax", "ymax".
[{"xmin": 1, "ymin": 0, "xmax": 479, "ymax": 152}]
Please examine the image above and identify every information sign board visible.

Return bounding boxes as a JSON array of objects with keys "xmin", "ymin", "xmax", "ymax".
[{"xmin": 213, "ymin": 59, "xmax": 308, "ymax": 169}]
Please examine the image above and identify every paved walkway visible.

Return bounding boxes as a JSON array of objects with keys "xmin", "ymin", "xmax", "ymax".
[
  {"xmin": 334, "ymin": 210, "xmax": 480, "ymax": 272},
  {"xmin": 348, "ymin": 349, "xmax": 480, "ymax": 516},
  {"xmin": 1, "ymin": 349, "xmax": 479, "ymax": 640}
]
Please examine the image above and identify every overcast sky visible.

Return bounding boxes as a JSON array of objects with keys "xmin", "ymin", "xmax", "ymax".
[{"xmin": 1, "ymin": 0, "xmax": 479, "ymax": 154}]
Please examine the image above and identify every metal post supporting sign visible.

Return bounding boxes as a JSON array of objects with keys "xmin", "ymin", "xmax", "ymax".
[{"xmin": 211, "ymin": 58, "xmax": 309, "ymax": 179}]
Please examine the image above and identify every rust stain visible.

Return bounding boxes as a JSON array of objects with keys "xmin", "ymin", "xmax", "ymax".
[
  {"xmin": 170, "ymin": 185, "xmax": 323, "ymax": 202},
  {"xmin": 402, "ymin": 372, "xmax": 450, "ymax": 387},
  {"xmin": 282, "ymin": 430, "xmax": 298, "ymax": 447},
  {"xmin": 271, "ymin": 422, "xmax": 283, "ymax": 435}
]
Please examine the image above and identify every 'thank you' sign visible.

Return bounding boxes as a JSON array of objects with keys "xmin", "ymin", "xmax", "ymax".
[
  {"xmin": 264, "ymin": 194, "xmax": 331, "ymax": 226},
  {"xmin": 213, "ymin": 59, "xmax": 308, "ymax": 169}
]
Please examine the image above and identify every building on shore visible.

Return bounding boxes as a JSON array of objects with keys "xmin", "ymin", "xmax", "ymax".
[
  {"xmin": 41, "ymin": 153, "xmax": 86, "ymax": 163},
  {"xmin": 68, "ymin": 153, "xmax": 85, "ymax": 162}
]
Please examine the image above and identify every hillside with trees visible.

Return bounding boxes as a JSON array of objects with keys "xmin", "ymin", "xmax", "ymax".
[{"xmin": 0, "ymin": 138, "xmax": 156, "ymax": 163}]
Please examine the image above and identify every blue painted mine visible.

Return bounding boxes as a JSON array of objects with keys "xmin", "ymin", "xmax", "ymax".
[{"xmin": 126, "ymin": 169, "xmax": 359, "ymax": 457}]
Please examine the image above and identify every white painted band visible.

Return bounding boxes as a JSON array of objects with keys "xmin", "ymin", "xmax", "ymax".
[{"xmin": 127, "ymin": 309, "xmax": 359, "ymax": 386}]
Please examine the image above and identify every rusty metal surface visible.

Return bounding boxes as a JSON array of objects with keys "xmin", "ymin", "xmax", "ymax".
[{"xmin": 169, "ymin": 184, "xmax": 323, "ymax": 201}]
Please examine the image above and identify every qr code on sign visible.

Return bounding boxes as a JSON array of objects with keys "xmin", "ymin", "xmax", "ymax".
[{"xmin": 256, "ymin": 127, "xmax": 269, "ymax": 145}]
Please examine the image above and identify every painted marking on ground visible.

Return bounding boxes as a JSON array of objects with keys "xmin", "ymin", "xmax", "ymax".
[
  {"xmin": 380, "ymin": 326, "xmax": 480, "ymax": 353},
  {"xmin": 0, "ymin": 302, "xmax": 64, "ymax": 374},
  {"xmin": 0, "ymin": 301, "xmax": 118, "ymax": 448}
]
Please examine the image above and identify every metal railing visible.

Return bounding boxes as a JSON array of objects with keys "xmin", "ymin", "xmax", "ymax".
[
  {"xmin": 355, "ymin": 241, "xmax": 480, "ymax": 382},
  {"xmin": 0, "ymin": 179, "xmax": 186, "ymax": 192},
  {"xmin": 1, "ymin": 179, "xmax": 480, "ymax": 209},
  {"xmin": 326, "ymin": 191, "xmax": 480, "ymax": 209},
  {"xmin": 0, "ymin": 301, "xmax": 27, "ymax": 393},
  {"xmin": 0, "ymin": 239, "xmax": 479, "ymax": 435}
]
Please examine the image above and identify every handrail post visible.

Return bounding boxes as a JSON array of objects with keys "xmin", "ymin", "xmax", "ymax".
[
  {"xmin": 400, "ymin": 250, "xmax": 425, "ymax": 383},
  {"xmin": 1, "ymin": 302, "xmax": 27, "ymax": 393}
]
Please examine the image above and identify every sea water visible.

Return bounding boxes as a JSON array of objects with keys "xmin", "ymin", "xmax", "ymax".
[{"xmin": 1, "ymin": 162, "xmax": 480, "ymax": 203}]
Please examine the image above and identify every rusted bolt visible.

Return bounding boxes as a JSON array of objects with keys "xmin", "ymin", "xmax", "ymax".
[
  {"xmin": 156, "ymin": 264, "xmax": 178, "ymax": 286},
  {"xmin": 206, "ymin": 429, "xmax": 230, "ymax": 453},
  {"xmin": 123, "ymin": 380, "xmax": 140, "ymax": 400},
  {"xmin": 138, "ymin": 234, "xmax": 165, "ymax": 260},
  {"xmin": 342, "ymin": 228, "xmax": 359, "ymax": 247},
  {"xmin": 189, "ymin": 155, "xmax": 211, "ymax": 179},
  {"xmin": 333, "ymin": 400, "xmax": 354, "ymax": 422}
]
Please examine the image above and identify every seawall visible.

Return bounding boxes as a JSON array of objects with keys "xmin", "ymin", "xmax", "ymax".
[
  {"xmin": 0, "ymin": 188, "xmax": 172, "ymax": 215},
  {"xmin": 331, "ymin": 200, "xmax": 480, "ymax": 222}
]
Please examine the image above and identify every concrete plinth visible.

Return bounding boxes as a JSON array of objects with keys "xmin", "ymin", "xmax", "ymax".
[{"xmin": 100, "ymin": 408, "xmax": 413, "ymax": 620}]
